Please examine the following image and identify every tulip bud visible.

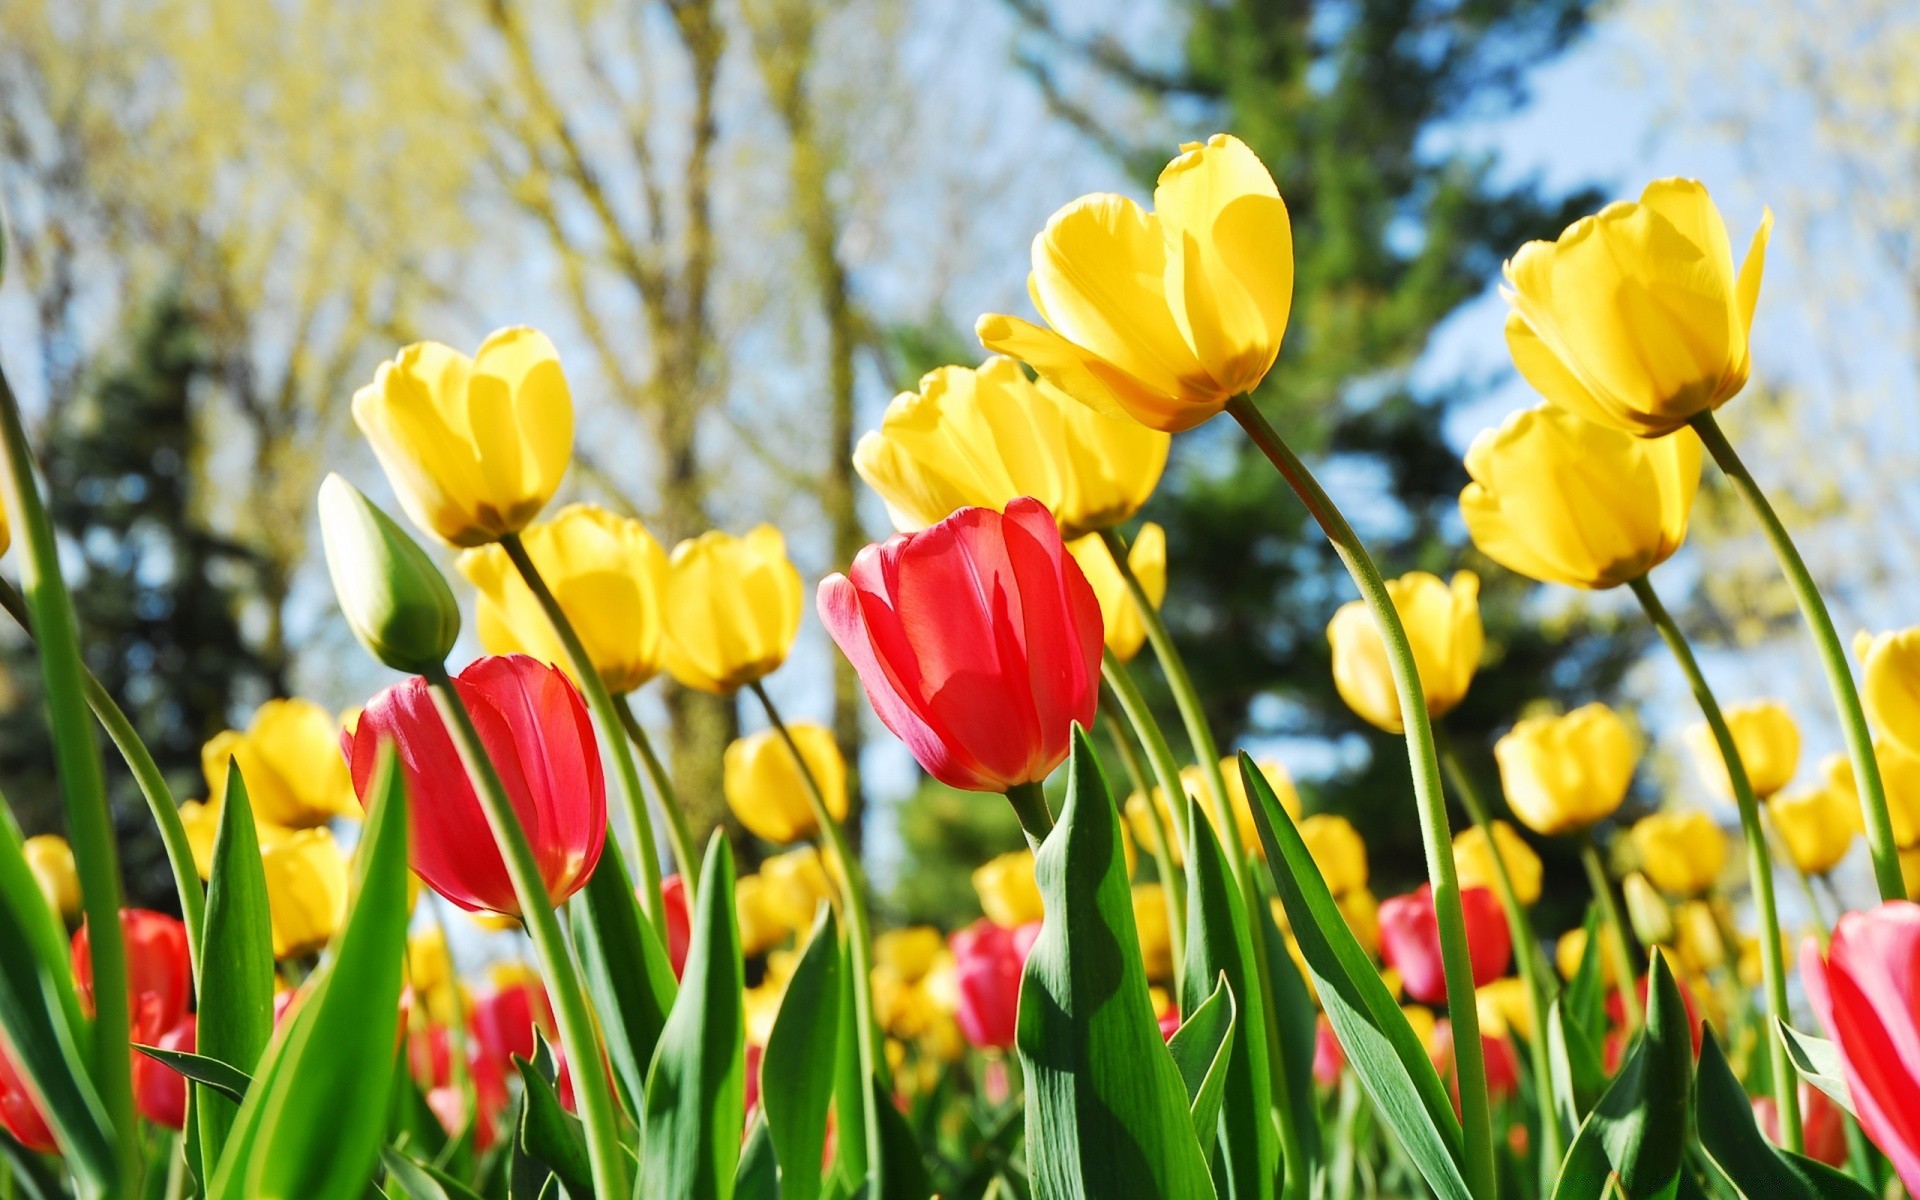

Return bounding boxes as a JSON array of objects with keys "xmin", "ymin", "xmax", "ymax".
[
  {"xmin": 261, "ymin": 829, "xmax": 350, "ymax": 960},
  {"xmin": 1858, "ymin": 627, "xmax": 1920, "ymax": 761},
  {"xmin": 1683, "ymin": 699, "xmax": 1800, "ymax": 801},
  {"xmin": 1298, "ymin": 814, "xmax": 1369, "ymax": 897},
  {"xmin": 1452, "ymin": 821, "xmax": 1542, "ymax": 907},
  {"xmin": 972, "ymin": 850, "xmax": 1044, "ymax": 929},
  {"xmin": 22, "ymin": 834, "xmax": 79, "ymax": 921},
  {"xmin": 1327, "ymin": 571, "xmax": 1482, "ymax": 734},
  {"xmin": 1631, "ymin": 810, "xmax": 1727, "ymax": 897},
  {"xmin": 1768, "ymin": 783, "xmax": 1855, "ymax": 877},
  {"xmin": 1494, "ymin": 703, "xmax": 1636, "ymax": 837},
  {"xmin": 1672, "ymin": 900, "xmax": 1726, "ymax": 974},
  {"xmin": 723, "ymin": 724, "xmax": 847, "ymax": 845},
  {"xmin": 318, "ymin": 474, "xmax": 460, "ymax": 674},
  {"xmin": 1067, "ymin": 525, "xmax": 1167, "ymax": 663},
  {"xmin": 1622, "ymin": 872, "xmax": 1674, "ymax": 947}
]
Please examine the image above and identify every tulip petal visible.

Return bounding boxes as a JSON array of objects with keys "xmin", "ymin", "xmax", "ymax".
[
  {"xmin": 976, "ymin": 313, "xmax": 1203, "ymax": 432},
  {"xmin": 1736, "ymin": 207, "xmax": 1773, "ymax": 335}
]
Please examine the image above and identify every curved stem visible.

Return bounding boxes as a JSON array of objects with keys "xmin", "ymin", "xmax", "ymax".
[
  {"xmin": 1228, "ymin": 395, "xmax": 1495, "ymax": 1200},
  {"xmin": 1579, "ymin": 838, "xmax": 1643, "ymax": 1029},
  {"xmin": 499, "ymin": 533, "xmax": 669, "ymax": 930},
  {"xmin": 1098, "ymin": 528, "xmax": 1244, "ymax": 871},
  {"xmin": 1102, "ymin": 706, "xmax": 1187, "ymax": 973},
  {"xmin": 0, "ymin": 360, "xmax": 137, "ymax": 1191},
  {"xmin": 423, "ymin": 663, "xmax": 629, "ymax": 1199},
  {"xmin": 613, "ymin": 693, "xmax": 700, "ymax": 887},
  {"xmin": 1434, "ymin": 731, "xmax": 1561, "ymax": 1181},
  {"xmin": 1099, "ymin": 654, "xmax": 1192, "ymax": 848},
  {"xmin": 1690, "ymin": 412, "xmax": 1900, "ymax": 902},
  {"xmin": 749, "ymin": 682, "xmax": 887, "ymax": 1196},
  {"xmin": 1004, "ymin": 780, "xmax": 1054, "ymax": 848},
  {"xmin": 1628, "ymin": 573, "xmax": 1799, "ymax": 1149},
  {"xmin": 0, "ymin": 579, "xmax": 204, "ymax": 971}
]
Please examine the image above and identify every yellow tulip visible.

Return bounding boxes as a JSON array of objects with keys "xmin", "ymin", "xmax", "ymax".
[
  {"xmin": 1903, "ymin": 846, "xmax": 1920, "ymax": 901},
  {"xmin": 1502, "ymin": 178, "xmax": 1772, "ymax": 437},
  {"xmin": 261, "ymin": 828, "xmax": 349, "ymax": 960},
  {"xmin": 1622, "ymin": 872, "xmax": 1675, "ymax": 947},
  {"xmin": 1672, "ymin": 900, "xmax": 1726, "ymax": 974},
  {"xmin": 978, "ymin": 134, "xmax": 1294, "ymax": 433},
  {"xmin": 1400, "ymin": 1005, "xmax": 1438, "ymax": 1055},
  {"xmin": 1125, "ymin": 757, "xmax": 1298, "ymax": 866},
  {"xmin": 1631, "ymin": 811, "xmax": 1727, "ymax": 897},
  {"xmin": 1767, "ymin": 782, "xmax": 1854, "ymax": 877},
  {"xmin": 352, "ymin": 328, "xmax": 572, "ymax": 547},
  {"xmin": 203, "ymin": 698, "xmax": 359, "ymax": 829},
  {"xmin": 660, "ymin": 526, "xmax": 803, "ymax": 693},
  {"xmin": 1494, "ymin": 703, "xmax": 1636, "ymax": 836},
  {"xmin": 854, "ymin": 356, "xmax": 1171, "ymax": 539},
  {"xmin": 1684, "ymin": 699, "xmax": 1800, "ymax": 801},
  {"xmin": 1555, "ymin": 928, "xmax": 1614, "ymax": 985},
  {"xmin": 1133, "ymin": 882, "xmax": 1173, "ymax": 982},
  {"xmin": 23, "ymin": 835, "xmax": 79, "ymax": 921},
  {"xmin": 1476, "ymin": 977, "xmax": 1534, "ymax": 1043},
  {"xmin": 1067, "ymin": 524, "xmax": 1166, "ymax": 663},
  {"xmin": 972, "ymin": 850, "xmax": 1044, "ymax": 929},
  {"xmin": 0, "ymin": 500, "xmax": 9, "ymax": 557},
  {"xmin": 723, "ymin": 724, "xmax": 848, "ymax": 845},
  {"xmin": 745, "ymin": 978, "xmax": 786, "ymax": 1047},
  {"xmin": 1857, "ymin": 627, "xmax": 1920, "ymax": 760},
  {"xmin": 1299, "ymin": 814, "xmax": 1368, "ymax": 897},
  {"xmin": 1327, "ymin": 571, "xmax": 1482, "ymax": 734},
  {"xmin": 1461, "ymin": 403, "xmax": 1701, "ymax": 589},
  {"xmin": 759, "ymin": 845, "xmax": 836, "ymax": 930},
  {"xmin": 874, "ymin": 927, "xmax": 945, "ymax": 984},
  {"xmin": 1452, "ymin": 820, "xmax": 1542, "ymax": 907},
  {"xmin": 457, "ymin": 503, "xmax": 669, "ymax": 694},
  {"xmin": 1339, "ymin": 886, "xmax": 1382, "ymax": 958},
  {"xmin": 735, "ymin": 875, "xmax": 794, "ymax": 958},
  {"xmin": 1826, "ymin": 745, "xmax": 1920, "ymax": 847},
  {"xmin": 407, "ymin": 927, "xmax": 453, "ymax": 995}
]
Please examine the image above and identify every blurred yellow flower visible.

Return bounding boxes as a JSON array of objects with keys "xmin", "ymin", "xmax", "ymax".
[
  {"xmin": 1494, "ymin": 704, "xmax": 1635, "ymax": 837},
  {"xmin": 1672, "ymin": 900, "xmax": 1727, "ymax": 975},
  {"xmin": 261, "ymin": 828, "xmax": 349, "ymax": 960},
  {"xmin": 1126, "ymin": 757, "xmax": 1299, "ymax": 866},
  {"xmin": 978, "ymin": 134, "xmax": 1294, "ymax": 433},
  {"xmin": 1401, "ymin": 1004, "xmax": 1438, "ymax": 1055},
  {"xmin": 457, "ymin": 503, "xmax": 669, "ymax": 694},
  {"xmin": 1476, "ymin": 977, "xmax": 1534, "ymax": 1043},
  {"xmin": 1857, "ymin": 627, "xmax": 1920, "ymax": 760},
  {"xmin": 723, "ymin": 724, "xmax": 847, "ymax": 845},
  {"xmin": 1339, "ymin": 886, "xmax": 1381, "ymax": 959},
  {"xmin": 1328, "ymin": 571, "xmax": 1482, "ymax": 734},
  {"xmin": 1461, "ymin": 404, "xmax": 1701, "ymax": 590},
  {"xmin": 660, "ymin": 527, "xmax": 803, "ymax": 694},
  {"xmin": 1133, "ymin": 882, "xmax": 1174, "ymax": 983},
  {"xmin": 23, "ymin": 834, "xmax": 79, "ymax": 921},
  {"xmin": 203, "ymin": 698, "xmax": 359, "ymax": 829},
  {"xmin": 972, "ymin": 850, "xmax": 1044, "ymax": 929},
  {"xmin": 352, "ymin": 328, "xmax": 573, "ymax": 547},
  {"xmin": 1902, "ymin": 846, "xmax": 1920, "ymax": 901},
  {"xmin": 735, "ymin": 875, "xmax": 793, "ymax": 958},
  {"xmin": 1299, "ymin": 814, "xmax": 1368, "ymax": 897},
  {"xmin": 1067, "ymin": 524, "xmax": 1166, "ymax": 663},
  {"xmin": 1826, "ymin": 745, "xmax": 1920, "ymax": 847},
  {"xmin": 1767, "ymin": 783, "xmax": 1854, "ymax": 877},
  {"xmin": 1452, "ymin": 821, "xmax": 1542, "ymax": 907},
  {"xmin": 1502, "ymin": 178, "xmax": 1772, "ymax": 437},
  {"xmin": 1631, "ymin": 811, "xmax": 1727, "ymax": 897},
  {"xmin": 854, "ymin": 355, "xmax": 1170, "ymax": 539},
  {"xmin": 1622, "ymin": 872, "xmax": 1675, "ymax": 947},
  {"xmin": 1555, "ymin": 928, "xmax": 1606, "ymax": 984},
  {"xmin": 759, "ymin": 845, "xmax": 837, "ymax": 930},
  {"xmin": 1684, "ymin": 699, "xmax": 1799, "ymax": 801},
  {"xmin": 874, "ymin": 927, "xmax": 945, "ymax": 983}
]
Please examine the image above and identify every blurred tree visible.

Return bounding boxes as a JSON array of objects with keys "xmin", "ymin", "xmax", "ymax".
[
  {"xmin": 989, "ymin": 0, "xmax": 1650, "ymax": 918},
  {"xmin": 0, "ymin": 291, "xmax": 278, "ymax": 910}
]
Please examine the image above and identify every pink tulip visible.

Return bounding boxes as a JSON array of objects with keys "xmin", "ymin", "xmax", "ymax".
[
  {"xmin": 1378, "ymin": 885, "xmax": 1510, "ymax": 1005},
  {"xmin": 951, "ymin": 918, "xmax": 1039, "ymax": 1049},
  {"xmin": 1802, "ymin": 901, "xmax": 1920, "ymax": 1191}
]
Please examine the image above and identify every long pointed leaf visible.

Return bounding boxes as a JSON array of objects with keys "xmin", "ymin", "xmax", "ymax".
[
  {"xmin": 1166, "ymin": 975, "xmax": 1236, "ymax": 1153},
  {"xmin": 572, "ymin": 842, "xmax": 676, "ymax": 1115},
  {"xmin": 764, "ymin": 905, "xmax": 842, "ymax": 1200},
  {"xmin": 196, "ymin": 763, "xmax": 276, "ymax": 1170},
  {"xmin": 1776, "ymin": 1021, "xmax": 1855, "ymax": 1120},
  {"xmin": 1016, "ymin": 727, "xmax": 1216, "ymax": 1200},
  {"xmin": 1694, "ymin": 1029, "xmax": 1867, "ymax": 1200}
]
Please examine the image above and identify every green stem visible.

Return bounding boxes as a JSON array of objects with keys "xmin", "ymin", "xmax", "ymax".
[
  {"xmin": 749, "ymin": 682, "xmax": 887, "ymax": 1197},
  {"xmin": 0, "ymin": 358, "xmax": 137, "ymax": 1192},
  {"xmin": 498, "ymin": 532, "xmax": 670, "ymax": 932},
  {"xmin": 1004, "ymin": 780, "xmax": 1054, "ymax": 848},
  {"xmin": 1628, "ymin": 572, "xmax": 1799, "ymax": 1149},
  {"xmin": 1579, "ymin": 837, "xmax": 1643, "ymax": 1029},
  {"xmin": 1099, "ymin": 654, "xmax": 1191, "ymax": 848},
  {"xmin": 1228, "ymin": 394, "xmax": 1495, "ymax": 1200},
  {"xmin": 1691, "ymin": 411, "xmax": 1901, "ymax": 902},
  {"xmin": 423, "ymin": 663, "xmax": 629, "ymax": 1199},
  {"xmin": 1435, "ymin": 732, "xmax": 1562, "ymax": 1182},
  {"xmin": 1102, "ymin": 706, "xmax": 1187, "ymax": 974},
  {"xmin": 0, "ymin": 578, "xmax": 204, "ymax": 972},
  {"xmin": 1098, "ymin": 528, "xmax": 1244, "ymax": 871},
  {"xmin": 613, "ymin": 693, "xmax": 701, "ymax": 888}
]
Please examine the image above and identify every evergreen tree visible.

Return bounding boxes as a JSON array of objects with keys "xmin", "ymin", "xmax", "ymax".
[{"xmin": 0, "ymin": 290, "xmax": 280, "ymax": 910}]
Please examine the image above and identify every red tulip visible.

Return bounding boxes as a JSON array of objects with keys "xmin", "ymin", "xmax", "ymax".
[
  {"xmin": 409, "ymin": 1025, "xmax": 452, "ymax": 1089},
  {"xmin": 1803, "ymin": 901, "xmax": 1920, "ymax": 1192},
  {"xmin": 662, "ymin": 874, "xmax": 691, "ymax": 978},
  {"xmin": 1754, "ymin": 1081, "xmax": 1847, "ymax": 1168},
  {"xmin": 951, "ymin": 918, "xmax": 1039, "ymax": 1049},
  {"xmin": 346, "ymin": 654, "xmax": 607, "ymax": 915},
  {"xmin": 135, "ymin": 1015, "xmax": 194, "ymax": 1130},
  {"xmin": 1378, "ymin": 886, "xmax": 1510, "ymax": 1005},
  {"xmin": 471, "ymin": 979, "xmax": 553, "ymax": 1069},
  {"xmin": 73, "ymin": 909, "xmax": 192, "ymax": 1040},
  {"xmin": 819, "ymin": 499, "xmax": 1102, "ymax": 793},
  {"xmin": 0, "ymin": 1047, "xmax": 54, "ymax": 1154},
  {"xmin": 744, "ymin": 1042, "xmax": 764, "ymax": 1115},
  {"xmin": 1313, "ymin": 1018, "xmax": 1346, "ymax": 1087},
  {"xmin": 1433, "ymin": 1020, "xmax": 1519, "ymax": 1102}
]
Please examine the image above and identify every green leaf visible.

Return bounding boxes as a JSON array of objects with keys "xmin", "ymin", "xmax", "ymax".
[
  {"xmin": 1693, "ymin": 1028, "xmax": 1850, "ymax": 1200},
  {"xmin": 1165, "ymin": 975, "xmax": 1236, "ymax": 1153},
  {"xmin": 1783, "ymin": 1156, "xmax": 1877, "ymax": 1200},
  {"xmin": 1242, "ymin": 751, "xmax": 1470, "ymax": 1200},
  {"xmin": 1260, "ymin": 905, "xmax": 1322, "ymax": 1172},
  {"xmin": 134, "ymin": 1046, "xmax": 251, "ymax": 1104},
  {"xmin": 514, "ymin": 1056, "xmax": 591, "ymax": 1198},
  {"xmin": 735, "ymin": 1113, "xmax": 779, "ymax": 1200},
  {"xmin": 641, "ymin": 832, "xmax": 746, "ymax": 1199},
  {"xmin": 869, "ymin": 1076, "xmax": 934, "ymax": 1200},
  {"xmin": 1777, "ymin": 1021, "xmax": 1855, "ymax": 1119},
  {"xmin": 0, "ymin": 1125, "xmax": 67, "ymax": 1200},
  {"xmin": 1016, "ymin": 727, "xmax": 1216, "ymax": 1200},
  {"xmin": 1549, "ymin": 997, "xmax": 1607, "ymax": 1130},
  {"xmin": 1566, "ymin": 906, "xmax": 1608, "ymax": 1044},
  {"xmin": 572, "ymin": 843, "xmax": 677, "ymax": 1116},
  {"xmin": 763, "ymin": 905, "xmax": 842, "ymax": 1200},
  {"xmin": 381, "ymin": 1145, "xmax": 488, "ymax": 1200},
  {"xmin": 1179, "ymin": 796, "xmax": 1277, "ymax": 1199},
  {"xmin": 0, "ymin": 798, "xmax": 115, "ymax": 1192},
  {"xmin": 196, "ymin": 762, "xmax": 277, "ymax": 1169},
  {"xmin": 207, "ymin": 743, "xmax": 412, "ymax": 1200},
  {"xmin": 1552, "ymin": 951, "xmax": 1694, "ymax": 1200}
]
